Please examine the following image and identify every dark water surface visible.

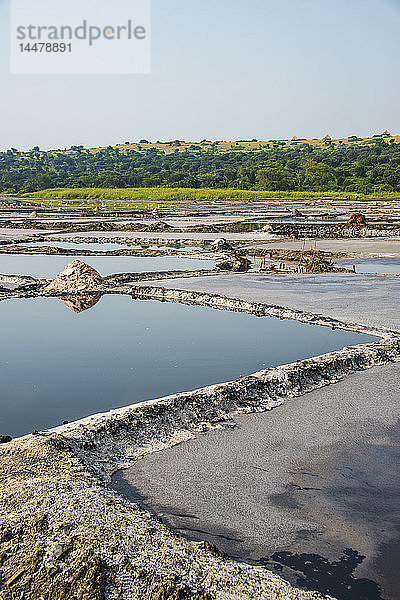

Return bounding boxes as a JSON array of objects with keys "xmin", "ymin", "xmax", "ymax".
[{"xmin": 0, "ymin": 295, "xmax": 376, "ymax": 437}]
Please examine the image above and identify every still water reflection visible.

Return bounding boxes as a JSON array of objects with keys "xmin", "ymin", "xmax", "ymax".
[{"xmin": 0, "ymin": 295, "xmax": 377, "ymax": 437}]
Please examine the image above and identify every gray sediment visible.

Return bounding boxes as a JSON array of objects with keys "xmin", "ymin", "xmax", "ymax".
[{"xmin": 112, "ymin": 363, "xmax": 400, "ymax": 599}]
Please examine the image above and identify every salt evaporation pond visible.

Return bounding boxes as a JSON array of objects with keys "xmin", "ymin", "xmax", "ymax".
[
  {"xmin": 20, "ymin": 241, "xmax": 134, "ymax": 251},
  {"xmin": 19, "ymin": 241, "xmax": 204, "ymax": 252},
  {"xmin": 0, "ymin": 254, "xmax": 214, "ymax": 278},
  {"xmin": 0, "ymin": 295, "xmax": 377, "ymax": 438},
  {"xmin": 337, "ymin": 258, "xmax": 400, "ymax": 275}
]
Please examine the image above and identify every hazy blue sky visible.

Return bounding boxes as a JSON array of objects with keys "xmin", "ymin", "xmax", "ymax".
[{"xmin": 0, "ymin": 0, "xmax": 399, "ymax": 150}]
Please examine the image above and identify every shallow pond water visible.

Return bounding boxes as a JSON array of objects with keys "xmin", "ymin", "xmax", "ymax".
[
  {"xmin": 20, "ymin": 241, "xmax": 134, "ymax": 251},
  {"xmin": 0, "ymin": 254, "xmax": 214, "ymax": 278},
  {"xmin": 0, "ymin": 295, "xmax": 377, "ymax": 437},
  {"xmin": 336, "ymin": 258, "xmax": 400, "ymax": 275},
  {"xmin": 19, "ymin": 241, "xmax": 204, "ymax": 252}
]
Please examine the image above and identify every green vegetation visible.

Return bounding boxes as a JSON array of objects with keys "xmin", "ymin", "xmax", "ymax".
[
  {"xmin": 23, "ymin": 188, "xmax": 400, "ymax": 206},
  {"xmin": 1, "ymin": 136, "xmax": 400, "ymax": 195},
  {"xmin": 26, "ymin": 187, "xmax": 271, "ymax": 202}
]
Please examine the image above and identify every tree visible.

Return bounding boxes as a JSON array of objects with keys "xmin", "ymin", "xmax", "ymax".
[
  {"xmin": 303, "ymin": 161, "xmax": 337, "ymax": 190},
  {"xmin": 383, "ymin": 167, "xmax": 400, "ymax": 192},
  {"xmin": 255, "ymin": 162, "xmax": 293, "ymax": 190}
]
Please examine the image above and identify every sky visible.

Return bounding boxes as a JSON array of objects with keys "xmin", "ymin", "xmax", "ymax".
[{"xmin": 0, "ymin": 0, "xmax": 399, "ymax": 151}]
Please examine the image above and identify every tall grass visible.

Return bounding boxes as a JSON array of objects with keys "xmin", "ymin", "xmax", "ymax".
[{"xmin": 23, "ymin": 187, "xmax": 400, "ymax": 205}]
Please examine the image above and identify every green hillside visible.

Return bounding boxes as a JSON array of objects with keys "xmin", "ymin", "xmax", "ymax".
[{"xmin": 1, "ymin": 133, "xmax": 400, "ymax": 195}]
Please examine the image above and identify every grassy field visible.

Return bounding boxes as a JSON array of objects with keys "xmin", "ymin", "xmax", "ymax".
[{"xmin": 22, "ymin": 188, "xmax": 400, "ymax": 208}]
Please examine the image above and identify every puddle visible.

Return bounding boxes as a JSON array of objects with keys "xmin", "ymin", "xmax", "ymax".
[{"xmin": 264, "ymin": 548, "xmax": 384, "ymax": 600}]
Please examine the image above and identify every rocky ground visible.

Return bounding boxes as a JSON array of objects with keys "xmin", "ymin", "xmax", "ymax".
[{"xmin": 2, "ymin": 433, "xmax": 338, "ymax": 600}]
